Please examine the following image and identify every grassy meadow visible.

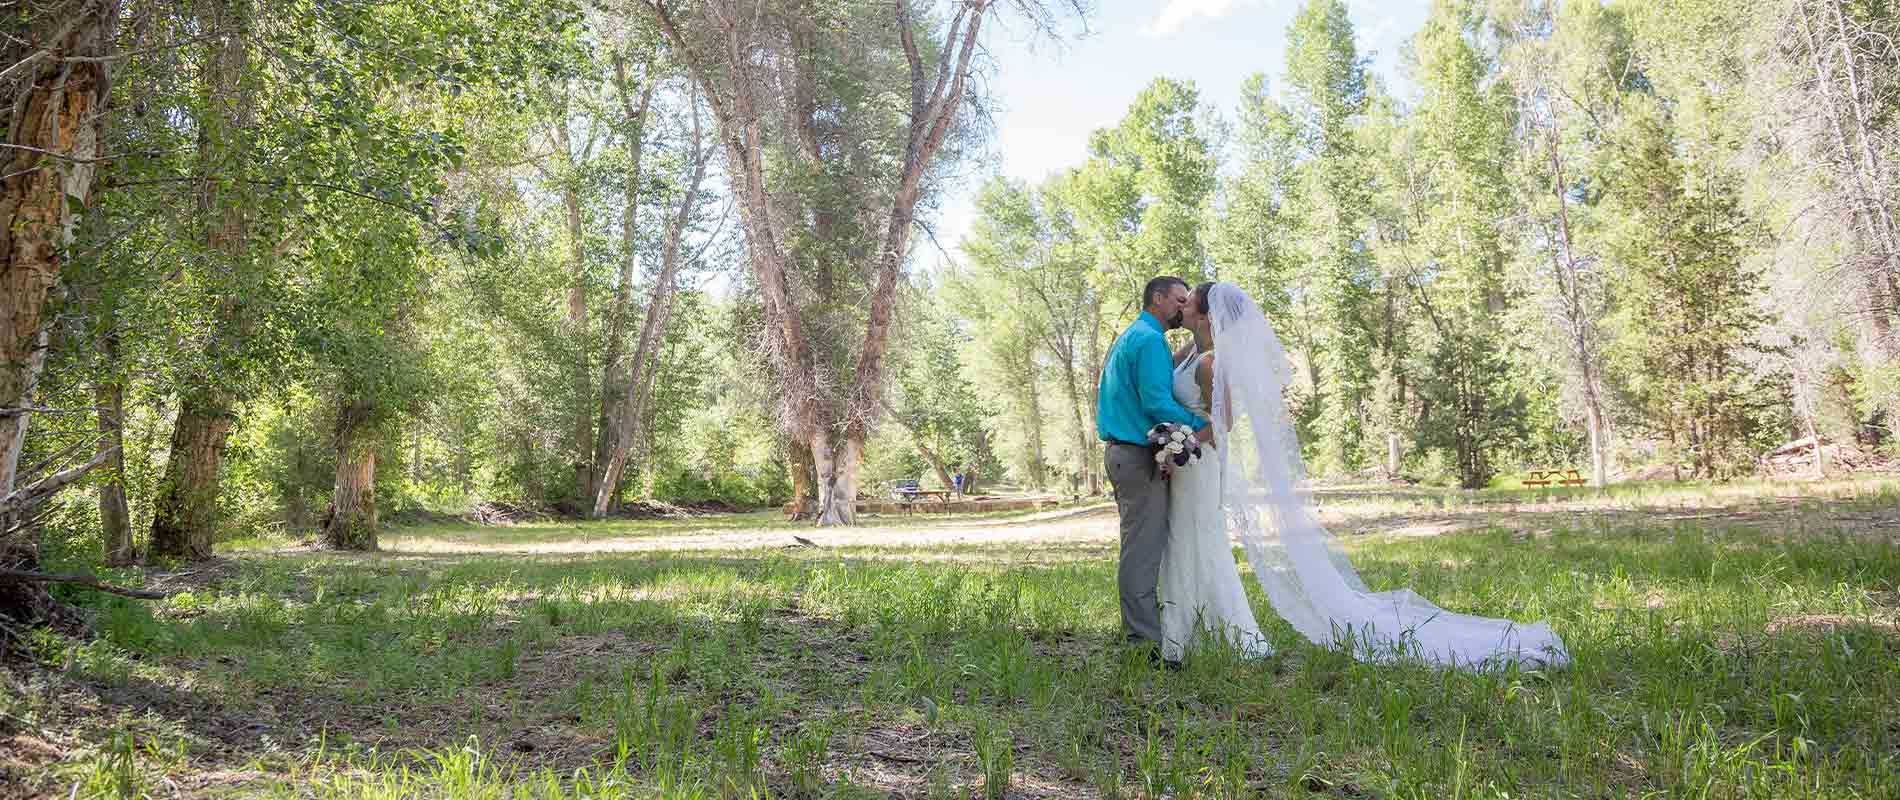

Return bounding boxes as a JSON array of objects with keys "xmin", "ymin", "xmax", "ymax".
[{"xmin": 10, "ymin": 478, "xmax": 1900, "ymax": 798}]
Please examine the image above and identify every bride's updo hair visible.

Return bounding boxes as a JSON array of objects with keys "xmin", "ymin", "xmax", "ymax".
[{"xmin": 1194, "ymin": 282, "xmax": 1214, "ymax": 316}]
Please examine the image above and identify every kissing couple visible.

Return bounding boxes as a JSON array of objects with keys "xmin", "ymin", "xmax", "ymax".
[{"xmin": 1099, "ymin": 278, "xmax": 1570, "ymax": 669}]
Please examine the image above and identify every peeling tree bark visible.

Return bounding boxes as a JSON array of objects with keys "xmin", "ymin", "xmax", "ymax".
[{"xmin": 0, "ymin": 0, "xmax": 121, "ymax": 632}]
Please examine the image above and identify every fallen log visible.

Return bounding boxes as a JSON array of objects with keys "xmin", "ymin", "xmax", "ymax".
[{"xmin": 0, "ymin": 568, "xmax": 170, "ymax": 600}]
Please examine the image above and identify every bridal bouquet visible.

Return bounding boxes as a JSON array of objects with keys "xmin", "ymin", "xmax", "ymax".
[{"xmin": 1147, "ymin": 423, "xmax": 1203, "ymax": 468}]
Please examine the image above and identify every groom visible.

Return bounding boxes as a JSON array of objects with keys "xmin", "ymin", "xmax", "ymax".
[{"xmin": 1098, "ymin": 276, "xmax": 1213, "ymax": 662}]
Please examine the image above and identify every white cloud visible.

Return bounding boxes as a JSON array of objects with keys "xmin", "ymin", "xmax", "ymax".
[{"xmin": 1140, "ymin": 0, "xmax": 1269, "ymax": 38}]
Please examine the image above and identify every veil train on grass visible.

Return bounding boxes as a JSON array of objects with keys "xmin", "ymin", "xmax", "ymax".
[{"xmin": 1205, "ymin": 281, "xmax": 1569, "ymax": 669}]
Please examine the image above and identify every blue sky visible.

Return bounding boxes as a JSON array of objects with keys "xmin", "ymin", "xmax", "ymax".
[{"xmin": 925, "ymin": 0, "xmax": 1433, "ymax": 263}]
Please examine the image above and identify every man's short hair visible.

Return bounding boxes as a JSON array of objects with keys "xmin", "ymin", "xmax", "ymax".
[{"xmin": 1141, "ymin": 276, "xmax": 1189, "ymax": 311}]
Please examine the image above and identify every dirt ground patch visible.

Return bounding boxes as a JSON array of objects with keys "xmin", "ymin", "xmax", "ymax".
[{"xmin": 371, "ymin": 488, "xmax": 1900, "ymax": 557}]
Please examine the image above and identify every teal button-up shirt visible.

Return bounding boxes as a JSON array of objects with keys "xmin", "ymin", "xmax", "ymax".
[{"xmin": 1096, "ymin": 312, "xmax": 1207, "ymax": 444}]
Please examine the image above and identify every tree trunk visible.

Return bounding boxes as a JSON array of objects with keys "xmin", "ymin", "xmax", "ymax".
[
  {"xmin": 1022, "ymin": 353, "xmax": 1046, "ymax": 490},
  {"xmin": 549, "ymin": 114, "xmax": 596, "ymax": 504},
  {"xmin": 148, "ymin": 0, "xmax": 253, "ymax": 561},
  {"xmin": 96, "ymin": 376, "xmax": 132, "ymax": 564},
  {"xmin": 75, "ymin": 261, "xmax": 134, "ymax": 563},
  {"xmin": 1386, "ymin": 431, "xmax": 1401, "ymax": 479},
  {"xmin": 919, "ymin": 443, "xmax": 953, "ymax": 488},
  {"xmin": 0, "ymin": 1, "xmax": 118, "ymax": 495},
  {"xmin": 1061, "ymin": 357, "xmax": 1091, "ymax": 498},
  {"xmin": 454, "ymin": 427, "xmax": 473, "ymax": 497},
  {"xmin": 0, "ymin": 0, "xmax": 119, "ymax": 638},
  {"xmin": 1585, "ymin": 400, "xmax": 1608, "ymax": 487},
  {"xmin": 149, "ymin": 399, "xmax": 232, "ymax": 561},
  {"xmin": 811, "ymin": 431, "xmax": 861, "ymax": 526},
  {"xmin": 786, "ymin": 439, "xmax": 815, "ymax": 519},
  {"xmin": 592, "ymin": 56, "xmax": 656, "ymax": 502},
  {"xmin": 321, "ymin": 407, "xmax": 378, "ymax": 551},
  {"xmin": 1804, "ymin": 405, "xmax": 1827, "ymax": 478},
  {"xmin": 593, "ymin": 95, "xmax": 704, "ymax": 517},
  {"xmin": 1544, "ymin": 129, "xmax": 1611, "ymax": 488},
  {"xmin": 1085, "ymin": 300, "xmax": 1104, "ymax": 494},
  {"xmin": 566, "ymin": 184, "xmax": 593, "ymax": 502},
  {"xmin": 408, "ymin": 425, "xmax": 422, "ymax": 483}
]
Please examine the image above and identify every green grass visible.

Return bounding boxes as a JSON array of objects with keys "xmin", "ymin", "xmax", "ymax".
[{"xmin": 28, "ymin": 479, "xmax": 1900, "ymax": 798}]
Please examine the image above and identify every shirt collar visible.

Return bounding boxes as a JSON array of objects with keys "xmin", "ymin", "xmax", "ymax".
[{"xmin": 1138, "ymin": 311, "xmax": 1165, "ymax": 332}]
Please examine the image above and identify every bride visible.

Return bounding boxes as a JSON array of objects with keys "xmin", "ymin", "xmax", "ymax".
[{"xmin": 1157, "ymin": 281, "xmax": 1569, "ymax": 669}]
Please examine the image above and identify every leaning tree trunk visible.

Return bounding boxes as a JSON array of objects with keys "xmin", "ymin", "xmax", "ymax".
[
  {"xmin": 321, "ymin": 406, "xmax": 378, "ymax": 551},
  {"xmin": 149, "ymin": 398, "xmax": 232, "ymax": 561},
  {"xmin": 594, "ymin": 94, "xmax": 703, "ymax": 517}
]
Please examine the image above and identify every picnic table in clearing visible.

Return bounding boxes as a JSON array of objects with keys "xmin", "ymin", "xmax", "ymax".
[
  {"xmin": 890, "ymin": 479, "xmax": 954, "ymax": 506},
  {"xmin": 1522, "ymin": 468, "xmax": 1587, "ymax": 487}
]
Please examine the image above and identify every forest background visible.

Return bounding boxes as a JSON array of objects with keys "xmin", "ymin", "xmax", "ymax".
[{"xmin": 7, "ymin": 0, "xmax": 1899, "ymax": 573}]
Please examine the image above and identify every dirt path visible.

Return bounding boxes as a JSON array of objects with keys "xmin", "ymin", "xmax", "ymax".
[
  {"xmin": 372, "ymin": 483, "xmax": 1900, "ymax": 557},
  {"xmin": 383, "ymin": 505, "xmax": 1126, "ymax": 554}
]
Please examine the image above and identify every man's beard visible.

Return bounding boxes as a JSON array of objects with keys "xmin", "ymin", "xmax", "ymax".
[{"xmin": 1168, "ymin": 311, "xmax": 1185, "ymax": 329}]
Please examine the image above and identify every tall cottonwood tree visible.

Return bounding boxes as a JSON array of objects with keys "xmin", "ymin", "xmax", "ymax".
[
  {"xmin": 1282, "ymin": 0, "xmax": 1377, "ymax": 474},
  {"xmin": 148, "ymin": 0, "xmax": 258, "ymax": 561},
  {"xmin": 642, "ymin": 0, "xmax": 1083, "ymax": 525},
  {"xmin": 963, "ymin": 176, "xmax": 1098, "ymax": 495},
  {"xmin": 594, "ymin": 83, "xmax": 717, "ymax": 516},
  {"xmin": 1403, "ymin": 0, "xmax": 1525, "ymax": 488},
  {"xmin": 1764, "ymin": 0, "xmax": 1900, "ymax": 419},
  {"xmin": 1495, "ymin": 0, "xmax": 1637, "ymax": 487},
  {"xmin": 0, "ymin": 0, "xmax": 121, "ymax": 627}
]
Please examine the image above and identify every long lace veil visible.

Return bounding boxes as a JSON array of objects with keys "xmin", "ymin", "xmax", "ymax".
[{"xmin": 1205, "ymin": 281, "xmax": 1570, "ymax": 668}]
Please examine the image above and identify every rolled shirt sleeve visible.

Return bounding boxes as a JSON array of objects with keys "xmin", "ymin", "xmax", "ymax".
[{"xmin": 1137, "ymin": 332, "xmax": 1207, "ymax": 431}]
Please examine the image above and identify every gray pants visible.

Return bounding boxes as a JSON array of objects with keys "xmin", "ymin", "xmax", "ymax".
[{"xmin": 1106, "ymin": 442, "xmax": 1169, "ymax": 645}]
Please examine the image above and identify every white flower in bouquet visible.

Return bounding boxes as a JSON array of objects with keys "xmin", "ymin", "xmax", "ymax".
[{"xmin": 1166, "ymin": 441, "xmax": 1184, "ymax": 454}]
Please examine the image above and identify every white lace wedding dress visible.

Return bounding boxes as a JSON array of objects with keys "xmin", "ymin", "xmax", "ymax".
[{"xmin": 1159, "ymin": 348, "xmax": 1274, "ymax": 662}]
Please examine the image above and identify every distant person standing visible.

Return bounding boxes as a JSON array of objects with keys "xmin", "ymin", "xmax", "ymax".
[{"xmin": 952, "ymin": 471, "xmax": 964, "ymax": 496}]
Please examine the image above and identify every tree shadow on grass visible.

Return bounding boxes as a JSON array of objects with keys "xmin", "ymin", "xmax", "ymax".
[
  {"xmin": 44, "ymin": 551, "xmax": 1126, "ymax": 788},
  {"xmin": 37, "ymin": 525, "xmax": 1900, "ymax": 797}
]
